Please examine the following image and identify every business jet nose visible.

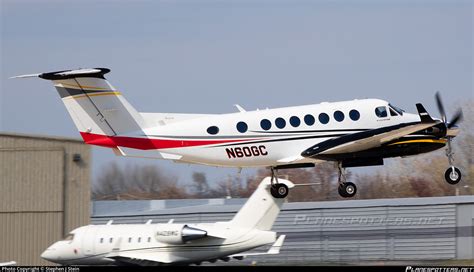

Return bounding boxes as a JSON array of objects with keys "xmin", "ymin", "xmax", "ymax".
[{"xmin": 41, "ymin": 247, "xmax": 60, "ymax": 263}]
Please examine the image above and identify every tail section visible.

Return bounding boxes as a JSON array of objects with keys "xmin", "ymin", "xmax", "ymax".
[
  {"xmin": 16, "ymin": 68, "xmax": 145, "ymax": 137},
  {"xmin": 230, "ymin": 177, "xmax": 294, "ymax": 231}
]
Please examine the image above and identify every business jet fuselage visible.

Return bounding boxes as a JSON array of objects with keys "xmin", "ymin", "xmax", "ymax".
[
  {"xmin": 41, "ymin": 177, "xmax": 290, "ymax": 266},
  {"xmin": 14, "ymin": 68, "xmax": 462, "ymax": 198}
]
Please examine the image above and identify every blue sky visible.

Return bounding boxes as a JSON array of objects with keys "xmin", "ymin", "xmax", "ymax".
[{"xmin": 1, "ymin": 0, "xmax": 472, "ymax": 186}]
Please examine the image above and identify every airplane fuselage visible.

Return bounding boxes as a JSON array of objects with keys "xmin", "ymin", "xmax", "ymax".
[
  {"xmin": 80, "ymin": 98, "xmax": 445, "ymax": 168},
  {"xmin": 42, "ymin": 223, "xmax": 276, "ymax": 265}
]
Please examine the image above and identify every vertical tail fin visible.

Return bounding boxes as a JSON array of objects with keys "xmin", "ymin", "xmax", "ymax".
[
  {"xmin": 230, "ymin": 177, "xmax": 294, "ymax": 231},
  {"xmin": 15, "ymin": 68, "xmax": 145, "ymax": 137}
]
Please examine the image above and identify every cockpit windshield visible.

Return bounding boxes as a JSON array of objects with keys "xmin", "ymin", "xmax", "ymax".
[
  {"xmin": 389, "ymin": 103, "xmax": 404, "ymax": 116},
  {"xmin": 64, "ymin": 233, "xmax": 74, "ymax": 241}
]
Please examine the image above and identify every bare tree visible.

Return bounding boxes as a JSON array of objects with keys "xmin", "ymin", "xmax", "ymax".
[{"xmin": 92, "ymin": 163, "xmax": 188, "ymax": 200}]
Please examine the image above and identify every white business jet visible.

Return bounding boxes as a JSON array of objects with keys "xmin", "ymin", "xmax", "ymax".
[
  {"xmin": 13, "ymin": 68, "xmax": 463, "ymax": 198},
  {"xmin": 41, "ymin": 177, "xmax": 290, "ymax": 266}
]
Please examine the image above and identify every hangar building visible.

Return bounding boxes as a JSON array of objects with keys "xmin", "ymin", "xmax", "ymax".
[
  {"xmin": 92, "ymin": 195, "xmax": 474, "ymax": 265},
  {"xmin": 0, "ymin": 132, "xmax": 90, "ymax": 265}
]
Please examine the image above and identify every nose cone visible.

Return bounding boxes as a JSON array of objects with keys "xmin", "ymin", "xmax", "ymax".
[{"xmin": 41, "ymin": 247, "xmax": 60, "ymax": 263}]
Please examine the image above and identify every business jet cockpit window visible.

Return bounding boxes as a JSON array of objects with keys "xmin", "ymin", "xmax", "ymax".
[
  {"xmin": 375, "ymin": 106, "xmax": 388, "ymax": 118},
  {"xmin": 64, "ymin": 234, "xmax": 74, "ymax": 242}
]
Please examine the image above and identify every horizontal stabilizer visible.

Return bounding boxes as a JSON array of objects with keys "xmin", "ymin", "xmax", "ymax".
[{"xmin": 230, "ymin": 235, "xmax": 286, "ymax": 259}]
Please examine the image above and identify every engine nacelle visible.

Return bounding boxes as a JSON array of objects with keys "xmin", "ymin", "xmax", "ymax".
[{"xmin": 154, "ymin": 224, "xmax": 207, "ymax": 245}]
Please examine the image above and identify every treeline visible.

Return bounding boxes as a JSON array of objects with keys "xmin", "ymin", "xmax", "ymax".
[{"xmin": 92, "ymin": 101, "xmax": 473, "ymax": 201}]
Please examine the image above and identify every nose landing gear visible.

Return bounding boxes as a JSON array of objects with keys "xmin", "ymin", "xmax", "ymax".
[{"xmin": 444, "ymin": 138, "xmax": 462, "ymax": 185}]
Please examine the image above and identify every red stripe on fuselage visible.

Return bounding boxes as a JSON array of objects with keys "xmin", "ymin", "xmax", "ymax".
[{"xmin": 79, "ymin": 132, "xmax": 254, "ymax": 150}]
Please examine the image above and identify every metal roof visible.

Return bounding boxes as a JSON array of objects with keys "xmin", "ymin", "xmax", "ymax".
[{"xmin": 92, "ymin": 195, "xmax": 474, "ymax": 217}]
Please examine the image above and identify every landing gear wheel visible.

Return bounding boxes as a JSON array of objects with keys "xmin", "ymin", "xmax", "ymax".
[
  {"xmin": 270, "ymin": 183, "xmax": 289, "ymax": 198},
  {"xmin": 445, "ymin": 167, "xmax": 461, "ymax": 185},
  {"xmin": 338, "ymin": 182, "xmax": 357, "ymax": 198}
]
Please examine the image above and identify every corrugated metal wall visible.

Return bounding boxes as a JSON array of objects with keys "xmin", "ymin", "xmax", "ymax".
[
  {"xmin": 91, "ymin": 197, "xmax": 473, "ymax": 264},
  {"xmin": 0, "ymin": 133, "xmax": 90, "ymax": 265}
]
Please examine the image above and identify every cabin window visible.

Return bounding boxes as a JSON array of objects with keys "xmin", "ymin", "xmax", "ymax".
[
  {"xmin": 236, "ymin": 121, "xmax": 248, "ymax": 133},
  {"xmin": 138, "ymin": 237, "xmax": 141, "ymax": 243},
  {"xmin": 334, "ymin": 111, "xmax": 345, "ymax": 122},
  {"xmin": 260, "ymin": 119, "xmax": 272, "ymax": 130},
  {"xmin": 349, "ymin": 110, "xmax": 360, "ymax": 121},
  {"xmin": 318, "ymin": 113, "xmax": 330, "ymax": 124},
  {"xmin": 290, "ymin": 116, "xmax": 301, "ymax": 127},
  {"xmin": 148, "ymin": 237, "xmax": 151, "ymax": 243},
  {"xmin": 206, "ymin": 126, "xmax": 219, "ymax": 135},
  {"xmin": 275, "ymin": 117, "xmax": 286, "ymax": 129},
  {"xmin": 128, "ymin": 237, "xmax": 132, "ymax": 243},
  {"xmin": 100, "ymin": 238, "xmax": 104, "ymax": 243},
  {"xmin": 109, "ymin": 238, "xmax": 113, "ymax": 243},
  {"xmin": 304, "ymin": 114, "xmax": 315, "ymax": 126},
  {"xmin": 375, "ymin": 106, "xmax": 388, "ymax": 118}
]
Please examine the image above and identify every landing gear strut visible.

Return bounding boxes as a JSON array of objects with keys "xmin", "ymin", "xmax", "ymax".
[
  {"xmin": 337, "ymin": 162, "xmax": 357, "ymax": 198},
  {"xmin": 444, "ymin": 138, "xmax": 461, "ymax": 185},
  {"xmin": 269, "ymin": 167, "xmax": 289, "ymax": 199}
]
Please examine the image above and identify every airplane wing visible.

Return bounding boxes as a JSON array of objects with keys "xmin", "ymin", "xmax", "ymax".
[
  {"xmin": 229, "ymin": 235, "xmax": 286, "ymax": 260},
  {"xmin": 107, "ymin": 252, "xmax": 174, "ymax": 266},
  {"xmin": 302, "ymin": 104, "xmax": 441, "ymax": 157}
]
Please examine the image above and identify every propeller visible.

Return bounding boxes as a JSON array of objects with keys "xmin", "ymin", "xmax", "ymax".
[{"xmin": 435, "ymin": 92, "xmax": 463, "ymax": 130}]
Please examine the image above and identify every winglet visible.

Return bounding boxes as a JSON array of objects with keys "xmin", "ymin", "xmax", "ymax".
[
  {"xmin": 416, "ymin": 103, "xmax": 434, "ymax": 123},
  {"xmin": 267, "ymin": 235, "xmax": 286, "ymax": 254}
]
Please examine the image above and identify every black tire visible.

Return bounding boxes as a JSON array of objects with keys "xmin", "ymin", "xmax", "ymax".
[
  {"xmin": 338, "ymin": 182, "xmax": 357, "ymax": 198},
  {"xmin": 445, "ymin": 167, "xmax": 461, "ymax": 185},
  {"xmin": 270, "ymin": 183, "xmax": 289, "ymax": 198},
  {"xmin": 338, "ymin": 184, "xmax": 348, "ymax": 198}
]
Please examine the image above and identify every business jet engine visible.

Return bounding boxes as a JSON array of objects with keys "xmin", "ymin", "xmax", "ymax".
[{"xmin": 154, "ymin": 224, "xmax": 208, "ymax": 244}]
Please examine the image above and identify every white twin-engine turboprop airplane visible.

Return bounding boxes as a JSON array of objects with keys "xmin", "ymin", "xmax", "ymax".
[
  {"xmin": 14, "ymin": 68, "xmax": 463, "ymax": 198},
  {"xmin": 41, "ymin": 177, "xmax": 290, "ymax": 266}
]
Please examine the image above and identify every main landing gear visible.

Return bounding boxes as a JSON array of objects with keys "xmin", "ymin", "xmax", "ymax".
[
  {"xmin": 269, "ymin": 167, "xmax": 289, "ymax": 199},
  {"xmin": 444, "ymin": 138, "xmax": 461, "ymax": 185},
  {"xmin": 337, "ymin": 162, "xmax": 357, "ymax": 198}
]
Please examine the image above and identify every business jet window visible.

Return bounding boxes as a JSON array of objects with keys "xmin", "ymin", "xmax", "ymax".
[
  {"xmin": 64, "ymin": 234, "xmax": 74, "ymax": 241},
  {"xmin": 109, "ymin": 238, "xmax": 113, "ymax": 243},
  {"xmin": 334, "ymin": 111, "xmax": 345, "ymax": 122},
  {"xmin": 304, "ymin": 114, "xmax": 315, "ymax": 126},
  {"xmin": 290, "ymin": 116, "xmax": 301, "ymax": 127},
  {"xmin": 375, "ymin": 106, "xmax": 388, "ymax": 118},
  {"xmin": 206, "ymin": 126, "xmax": 219, "ymax": 135},
  {"xmin": 128, "ymin": 237, "xmax": 132, "ymax": 243},
  {"xmin": 236, "ymin": 121, "xmax": 248, "ymax": 133},
  {"xmin": 260, "ymin": 119, "xmax": 272, "ymax": 130},
  {"xmin": 349, "ymin": 110, "xmax": 360, "ymax": 121},
  {"xmin": 100, "ymin": 238, "xmax": 104, "ymax": 243},
  {"xmin": 275, "ymin": 117, "xmax": 286, "ymax": 129}
]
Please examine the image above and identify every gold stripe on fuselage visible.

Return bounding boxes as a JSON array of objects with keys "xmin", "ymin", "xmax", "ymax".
[{"xmin": 387, "ymin": 139, "xmax": 447, "ymax": 146}]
